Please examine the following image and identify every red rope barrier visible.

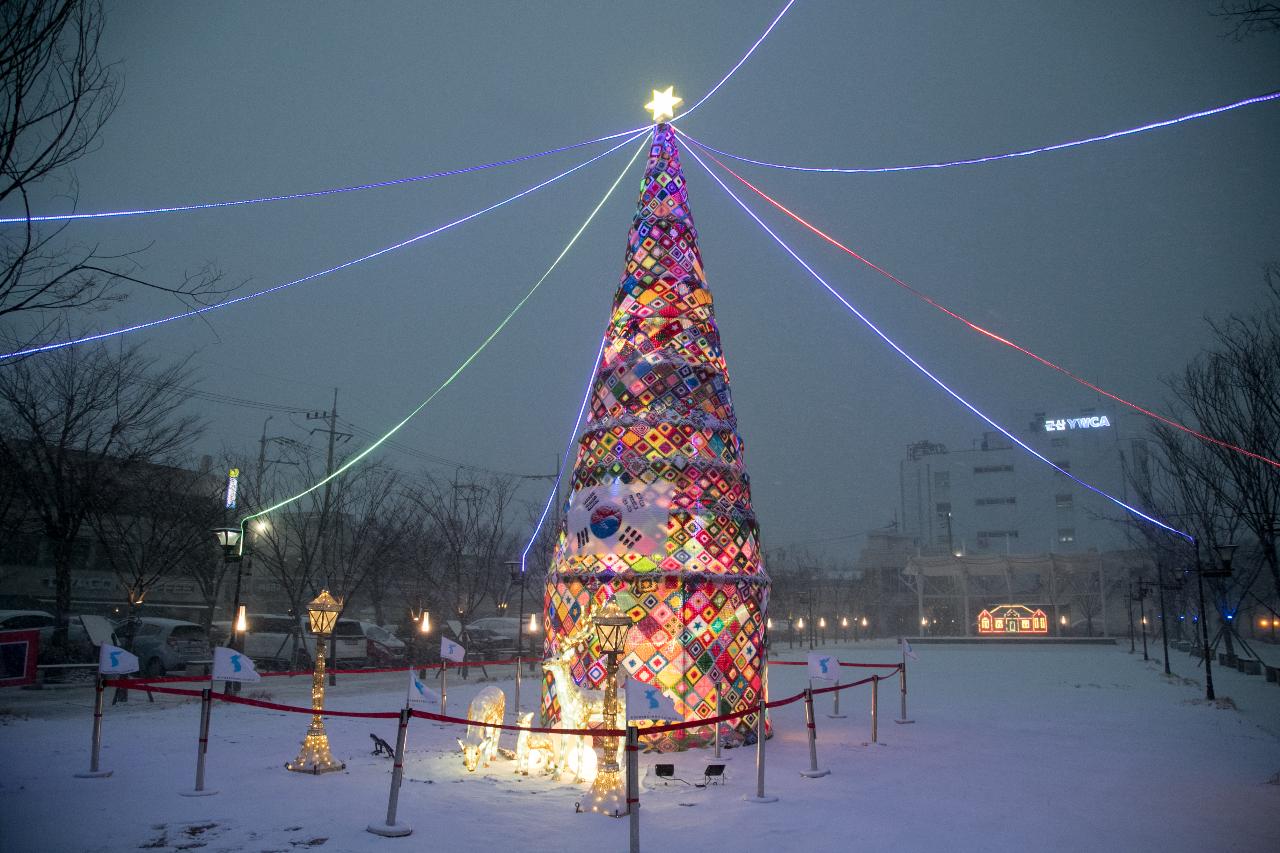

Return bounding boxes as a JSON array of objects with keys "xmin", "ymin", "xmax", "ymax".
[
  {"xmin": 102, "ymin": 679, "xmax": 204, "ymax": 698},
  {"xmin": 770, "ymin": 660, "xmax": 900, "ymax": 669},
  {"xmin": 213, "ymin": 691, "xmax": 400, "ymax": 719},
  {"xmin": 100, "ymin": 655, "xmax": 541, "ymax": 685}
]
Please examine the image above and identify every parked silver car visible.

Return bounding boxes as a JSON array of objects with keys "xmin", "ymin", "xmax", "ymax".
[{"xmin": 113, "ymin": 617, "xmax": 211, "ymax": 676}]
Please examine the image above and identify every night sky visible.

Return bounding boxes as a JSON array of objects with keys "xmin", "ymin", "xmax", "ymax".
[{"xmin": 15, "ymin": 1, "xmax": 1279, "ymax": 557}]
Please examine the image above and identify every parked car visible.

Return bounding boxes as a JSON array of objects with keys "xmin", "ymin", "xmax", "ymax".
[
  {"xmin": 210, "ymin": 613, "xmax": 366, "ymax": 670},
  {"xmin": 113, "ymin": 617, "xmax": 211, "ymax": 677},
  {"xmin": 354, "ymin": 621, "xmax": 406, "ymax": 666},
  {"xmin": 0, "ymin": 610, "xmax": 101, "ymax": 665}
]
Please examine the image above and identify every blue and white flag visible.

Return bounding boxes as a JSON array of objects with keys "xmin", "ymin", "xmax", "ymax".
[
  {"xmin": 98, "ymin": 643, "xmax": 139, "ymax": 675},
  {"xmin": 625, "ymin": 679, "xmax": 681, "ymax": 722},
  {"xmin": 213, "ymin": 646, "xmax": 261, "ymax": 683},
  {"xmin": 440, "ymin": 637, "xmax": 466, "ymax": 663},
  {"xmin": 807, "ymin": 651, "xmax": 839, "ymax": 682},
  {"xmin": 407, "ymin": 669, "xmax": 440, "ymax": 705},
  {"xmin": 902, "ymin": 638, "xmax": 919, "ymax": 661}
]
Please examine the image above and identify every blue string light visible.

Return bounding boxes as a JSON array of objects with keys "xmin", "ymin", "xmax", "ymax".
[
  {"xmin": 679, "ymin": 89, "xmax": 1280, "ymax": 174},
  {"xmin": 1, "ymin": 130, "xmax": 648, "ymax": 362},
  {"xmin": 671, "ymin": 0, "xmax": 797, "ymax": 124},
  {"xmin": 0, "ymin": 127, "xmax": 649, "ymax": 226},
  {"xmin": 682, "ymin": 140, "xmax": 1193, "ymax": 543},
  {"xmin": 519, "ymin": 333, "xmax": 608, "ymax": 574}
]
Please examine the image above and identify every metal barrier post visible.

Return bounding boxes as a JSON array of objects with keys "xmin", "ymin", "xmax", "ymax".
[
  {"xmin": 626, "ymin": 726, "xmax": 640, "ymax": 853},
  {"xmin": 440, "ymin": 661, "xmax": 448, "ymax": 720},
  {"xmin": 871, "ymin": 675, "xmax": 879, "ymax": 743},
  {"xmin": 367, "ymin": 707, "xmax": 413, "ymax": 837},
  {"xmin": 513, "ymin": 656, "xmax": 522, "ymax": 716},
  {"xmin": 75, "ymin": 675, "xmax": 113, "ymax": 778},
  {"xmin": 799, "ymin": 687, "xmax": 830, "ymax": 778},
  {"xmin": 742, "ymin": 700, "xmax": 777, "ymax": 803},
  {"xmin": 896, "ymin": 660, "xmax": 914, "ymax": 724},
  {"xmin": 828, "ymin": 677, "xmax": 846, "ymax": 719},
  {"xmin": 180, "ymin": 688, "xmax": 217, "ymax": 796}
]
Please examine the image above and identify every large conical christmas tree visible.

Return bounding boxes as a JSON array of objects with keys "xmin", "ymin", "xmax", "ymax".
[{"xmin": 542, "ymin": 124, "xmax": 769, "ymax": 751}]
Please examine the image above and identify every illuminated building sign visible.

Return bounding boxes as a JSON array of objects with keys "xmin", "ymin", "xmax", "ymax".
[
  {"xmin": 225, "ymin": 468, "xmax": 239, "ymax": 509},
  {"xmin": 1044, "ymin": 416, "xmax": 1111, "ymax": 432},
  {"xmin": 977, "ymin": 605, "xmax": 1048, "ymax": 635}
]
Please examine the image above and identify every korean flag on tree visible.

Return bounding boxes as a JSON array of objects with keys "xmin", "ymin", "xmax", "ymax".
[
  {"xmin": 807, "ymin": 651, "xmax": 839, "ymax": 682},
  {"xmin": 625, "ymin": 678, "xmax": 681, "ymax": 722},
  {"xmin": 98, "ymin": 643, "xmax": 139, "ymax": 675},
  {"xmin": 566, "ymin": 481, "xmax": 671, "ymax": 558},
  {"xmin": 440, "ymin": 637, "xmax": 466, "ymax": 663},
  {"xmin": 213, "ymin": 647, "xmax": 261, "ymax": 683}
]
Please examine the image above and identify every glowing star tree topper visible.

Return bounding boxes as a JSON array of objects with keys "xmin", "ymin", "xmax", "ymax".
[{"xmin": 644, "ymin": 86, "xmax": 682, "ymax": 122}]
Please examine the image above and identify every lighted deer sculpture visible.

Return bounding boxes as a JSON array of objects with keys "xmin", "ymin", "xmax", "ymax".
[
  {"xmin": 513, "ymin": 712, "xmax": 556, "ymax": 776},
  {"xmin": 541, "ymin": 620, "xmax": 621, "ymax": 781},
  {"xmin": 458, "ymin": 686, "xmax": 505, "ymax": 772}
]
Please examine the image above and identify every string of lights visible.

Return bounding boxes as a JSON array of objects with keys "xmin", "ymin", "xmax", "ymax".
[
  {"xmin": 0, "ymin": 130, "xmax": 648, "ymax": 363},
  {"xmin": 678, "ymin": 89, "xmax": 1280, "ymax": 174},
  {"xmin": 679, "ymin": 133, "xmax": 1280, "ymax": 472},
  {"xmin": 669, "ymin": 0, "xmax": 796, "ymax": 124},
  {"xmin": 681, "ymin": 141, "xmax": 1193, "ymax": 543},
  {"xmin": 238, "ymin": 137, "xmax": 650, "ymax": 532},
  {"xmin": 517, "ymin": 332, "xmax": 609, "ymax": 574},
  {"xmin": 1, "ymin": 0, "xmax": 795, "ymax": 228},
  {"xmin": 0, "ymin": 127, "xmax": 649, "ymax": 226}
]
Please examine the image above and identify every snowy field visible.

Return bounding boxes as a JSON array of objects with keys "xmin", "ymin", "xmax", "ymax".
[{"xmin": 2, "ymin": 639, "xmax": 1277, "ymax": 853}]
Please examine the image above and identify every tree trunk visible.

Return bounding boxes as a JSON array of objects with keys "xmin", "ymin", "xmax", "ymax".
[{"xmin": 50, "ymin": 534, "xmax": 74, "ymax": 647}]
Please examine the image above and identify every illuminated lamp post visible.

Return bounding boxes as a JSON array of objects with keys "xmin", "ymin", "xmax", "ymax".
[
  {"xmin": 860, "ymin": 616, "xmax": 868, "ymax": 641},
  {"xmin": 582, "ymin": 601, "xmax": 632, "ymax": 816},
  {"xmin": 840, "ymin": 616, "xmax": 848, "ymax": 643},
  {"xmin": 818, "ymin": 617, "xmax": 827, "ymax": 646},
  {"xmin": 505, "ymin": 560, "xmax": 526, "ymax": 711},
  {"xmin": 287, "ymin": 590, "xmax": 345, "ymax": 774}
]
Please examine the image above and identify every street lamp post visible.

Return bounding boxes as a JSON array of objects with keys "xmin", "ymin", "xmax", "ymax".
[
  {"xmin": 582, "ymin": 600, "xmax": 632, "ymax": 817},
  {"xmin": 504, "ymin": 561, "xmax": 525, "ymax": 715},
  {"xmin": 1135, "ymin": 580, "xmax": 1151, "ymax": 662},
  {"xmin": 287, "ymin": 590, "xmax": 345, "ymax": 774}
]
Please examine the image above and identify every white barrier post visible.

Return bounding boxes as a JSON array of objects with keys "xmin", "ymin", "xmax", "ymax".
[
  {"xmin": 180, "ymin": 688, "xmax": 217, "ymax": 796},
  {"xmin": 896, "ymin": 658, "xmax": 914, "ymax": 725},
  {"xmin": 440, "ymin": 661, "xmax": 448, "ymax": 720},
  {"xmin": 828, "ymin": 676, "xmax": 846, "ymax": 719},
  {"xmin": 870, "ymin": 675, "xmax": 879, "ymax": 744},
  {"xmin": 626, "ymin": 725, "xmax": 640, "ymax": 853},
  {"xmin": 75, "ymin": 675, "xmax": 112, "ymax": 778},
  {"xmin": 742, "ymin": 700, "xmax": 777, "ymax": 803},
  {"xmin": 799, "ymin": 687, "xmax": 830, "ymax": 778},
  {"xmin": 367, "ymin": 707, "xmax": 413, "ymax": 837}
]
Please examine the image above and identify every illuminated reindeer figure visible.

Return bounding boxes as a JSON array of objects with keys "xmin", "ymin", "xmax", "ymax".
[
  {"xmin": 458, "ymin": 686, "xmax": 505, "ymax": 772},
  {"xmin": 542, "ymin": 617, "xmax": 621, "ymax": 781},
  {"xmin": 513, "ymin": 712, "xmax": 556, "ymax": 776}
]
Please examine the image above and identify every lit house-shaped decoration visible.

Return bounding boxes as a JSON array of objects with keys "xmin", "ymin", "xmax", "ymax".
[{"xmin": 977, "ymin": 605, "xmax": 1049, "ymax": 635}]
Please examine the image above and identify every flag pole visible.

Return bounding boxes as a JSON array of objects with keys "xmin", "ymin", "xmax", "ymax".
[
  {"xmin": 367, "ymin": 706, "xmax": 413, "ymax": 837},
  {"xmin": 74, "ymin": 674, "xmax": 113, "ymax": 778},
  {"xmin": 180, "ymin": 688, "xmax": 218, "ymax": 796}
]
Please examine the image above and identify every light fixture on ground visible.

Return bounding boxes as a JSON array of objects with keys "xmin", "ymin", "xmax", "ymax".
[
  {"xmin": 580, "ymin": 600, "xmax": 632, "ymax": 817},
  {"xmin": 287, "ymin": 589, "xmax": 345, "ymax": 774}
]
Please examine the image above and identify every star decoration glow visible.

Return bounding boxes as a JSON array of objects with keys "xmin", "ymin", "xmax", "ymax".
[{"xmin": 644, "ymin": 86, "xmax": 682, "ymax": 122}]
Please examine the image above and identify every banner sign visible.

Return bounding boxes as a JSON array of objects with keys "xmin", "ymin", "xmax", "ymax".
[
  {"xmin": 807, "ymin": 651, "xmax": 839, "ymax": 682},
  {"xmin": 0, "ymin": 630, "xmax": 40, "ymax": 688},
  {"xmin": 213, "ymin": 646, "xmax": 261, "ymax": 682}
]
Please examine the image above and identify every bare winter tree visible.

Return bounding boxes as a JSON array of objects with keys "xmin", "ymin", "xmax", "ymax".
[
  {"xmin": 1, "ymin": 0, "xmax": 225, "ymax": 350},
  {"xmin": 88, "ymin": 458, "xmax": 222, "ymax": 626},
  {"xmin": 1211, "ymin": 2, "xmax": 1280, "ymax": 40},
  {"xmin": 408, "ymin": 470, "xmax": 519, "ymax": 639},
  {"xmin": 0, "ymin": 342, "xmax": 201, "ymax": 642}
]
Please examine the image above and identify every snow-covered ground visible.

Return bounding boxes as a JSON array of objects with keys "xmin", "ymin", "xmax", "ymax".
[{"xmin": 2, "ymin": 640, "xmax": 1277, "ymax": 852}]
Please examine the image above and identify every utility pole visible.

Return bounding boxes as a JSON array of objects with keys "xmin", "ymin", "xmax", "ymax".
[{"xmin": 308, "ymin": 388, "xmax": 352, "ymax": 685}]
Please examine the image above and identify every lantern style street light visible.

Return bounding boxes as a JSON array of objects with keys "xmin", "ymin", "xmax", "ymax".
[
  {"xmin": 287, "ymin": 590, "xmax": 345, "ymax": 774},
  {"xmin": 582, "ymin": 600, "xmax": 632, "ymax": 816}
]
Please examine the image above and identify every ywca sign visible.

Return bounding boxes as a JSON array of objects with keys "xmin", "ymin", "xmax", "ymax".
[
  {"xmin": 1044, "ymin": 416, "xmax": 1111, "ymax": 432},
  {"xmin": 977, "ymin": 605, "xmax": 1048, "ymax": 635}
]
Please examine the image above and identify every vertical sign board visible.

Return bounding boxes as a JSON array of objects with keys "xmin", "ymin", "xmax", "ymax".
[
  {"xmin": 0, "ymin": 629, "xmax": 40, "ymax": 687},
  {"xmin": 225, "ymin": 467, "xmax": 240, "ymax": 510}
]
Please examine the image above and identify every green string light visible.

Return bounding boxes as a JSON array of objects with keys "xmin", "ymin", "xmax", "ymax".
[{"xmin": 239, "ymin": 134, "xmax": 650, "ymax": 536}]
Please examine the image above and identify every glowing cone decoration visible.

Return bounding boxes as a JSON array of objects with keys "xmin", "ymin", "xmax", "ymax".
[{"xmin": 543, "ymin": 125, "xmax": 769, "ymax": 751}]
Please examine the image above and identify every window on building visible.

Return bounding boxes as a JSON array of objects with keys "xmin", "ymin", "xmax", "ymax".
[
  {"xmin": 1055, "ymin": 493, "xmax": 1073, "ymax": 509},
  {"xmin": 933, "ymin": 471, "xmax": 950, "ymax": 488},
  {"xmin": 975, "ymin": 497, "xmax": 1016, "ymax": 506},
  {"xmin": 973, "ymin": 464, "xmax": 1014, "ymax": 474},
  {"xmin": 1058, "ymin": 528, "xmax": 1075, "ymax": 543},
  {"xmin": 976, "ymin": 530, "xmax": 1019, "ymax": 539},
  {"xmin": 935, "ymin": 502, "xmax": 951, "ymax": 519},
  {"xmin": 1051, "ymin": 437, "xmax": 1068, "ymax": 448}
]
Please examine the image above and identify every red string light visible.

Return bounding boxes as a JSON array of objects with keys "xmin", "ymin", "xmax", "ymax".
[{"xmin": 687, "ymin": 138, "xmax": 1280, "ymax": 472}]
